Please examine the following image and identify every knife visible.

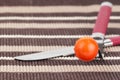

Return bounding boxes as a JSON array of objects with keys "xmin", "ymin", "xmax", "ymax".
[{"xmin": 15, "ymin": 2, "xmax": 113, "ymax": 61}]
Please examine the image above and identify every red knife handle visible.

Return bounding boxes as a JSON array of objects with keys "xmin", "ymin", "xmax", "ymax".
[
  {"xmin": 110, "ymin": 36, "xmax": 120, "ymax": 46},
  {"xmin": 92, "ymin": 2, "xmax": 112, "ymax": 35}
]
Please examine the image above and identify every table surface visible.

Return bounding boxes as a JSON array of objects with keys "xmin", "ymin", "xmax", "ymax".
[{"xmin": 0, "ymin": 0, "xmax": 120, "ymax": 80}]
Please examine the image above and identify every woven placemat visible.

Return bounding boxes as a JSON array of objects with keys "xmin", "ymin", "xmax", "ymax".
[{"xmin": 0, "ymin": 0, "xmax": 120, "ymax": 80}]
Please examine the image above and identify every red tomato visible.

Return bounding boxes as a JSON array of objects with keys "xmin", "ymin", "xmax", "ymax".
[{"xmin": 74, "ymin": 37, "xmax": 99, "ymax": 62}]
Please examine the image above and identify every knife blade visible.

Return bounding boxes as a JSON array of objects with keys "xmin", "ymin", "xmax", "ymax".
[{"xmin": 14, "ymin": 46, "xmax": 74, "ymax": 61}]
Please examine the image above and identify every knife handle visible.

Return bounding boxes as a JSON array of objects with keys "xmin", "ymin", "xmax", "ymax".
[{"xmin": 92, "ymin": 2, "xmax": 112, "ymax": 35}]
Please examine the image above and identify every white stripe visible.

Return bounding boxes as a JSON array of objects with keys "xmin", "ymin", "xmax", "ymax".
[
  {"xmin": 0, "ymin": 46, "xmax": 71, "ymax": 52},
  {"xmin": 0, "ymin": 56, "xmax": 120, "ymax": 60},
  {"xmin": 0, "ymin": 35, "xmax": 86, "ymax": 38},
  {"xmin": 0, "ymin": 5, "xmax": 119, "ymax": 13},
  {"xmin": 104, "ymin": 57, "xmax": 120, "ymax": 60},
  {"xmin": 0, "ymin": 23, "xmax": 92, "ymax": 29},
  {"xmin": 0, "ymin": 16, "xmax": 97, "ymax": 20},
  {"xmin": 0, "ymin": 65, "xmax": 120, "ymax": 72},
  {"xmin": 0, "ymin": 34, "xmax": 119, "ymax": 38},
  {"xmin": 0, "ymin": 45, "xmax": 119, "ymax": 52},
  {"xmin": 53, "ymin": 57, "xmax": 120, "ymax": 60},
  {"xmin": 0, "ymin": 23, "xmax": 120, "ymax": 29},
  {"xmin": 0, "ymin": 57, "xmax": 14, "ymax": 60},
  {"xmin": 0, "ymin": 16, "xmax": 120, "ymax": 20}
]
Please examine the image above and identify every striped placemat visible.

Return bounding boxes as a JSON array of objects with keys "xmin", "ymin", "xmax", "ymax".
[{"xmin": 0, "ymin": 0, "xmax": 120, "ymax": 80}]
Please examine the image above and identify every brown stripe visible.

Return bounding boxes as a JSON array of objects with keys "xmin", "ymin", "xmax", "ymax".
[
  {"xmin": 110, "ymin": 20, "xmax": 120, "ymax": 23},
  {"xmin": 0, "ymin": 52, "xmax": 35, "ymax": 57},
  {"xmin": 0, "ymin": 28, "xmax": 119, "ymax": 35},
  {"xmin": 0, "ymin": 59, "xmax": 120, "ymax": 66},
  {"xmin": 0, "ymin": 72, "xmax": 119, "ymax": 80},
  {"xmin": 105, "ymin": 52, "xmax": 120, "ymax": 57},
  {"xmin": 0, "ymin": 12, "xmax": 120, "ymax": 17},
  {"xmin": 0, "ymin": 20, "xmax": 119, "ymax": 23},
  {"xmin": 0, "ymin": 28, "xmax": 92, "ymax": 35},
  {"xmin": 0, "ymin": 0, "xmax": 118, "ymax": 6},
  {"xmin": 0, "ymin": 20, "xmax": 96, "ymax": 23},
  {"xmin": 1, "ymin": 52, "xmax": 120, "ymax": 57},
  {"xmin": 0, "ymin": 13, "xmax": 99, "ymax": 17},
  {"xmin": 0, "ymin": 38, "xmax": 77, "ymax": 46}
]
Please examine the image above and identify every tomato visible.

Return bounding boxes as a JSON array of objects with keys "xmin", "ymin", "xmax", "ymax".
[{"xmin": 74, "ymin": 37, "xmax": 99, "ymax": 62}]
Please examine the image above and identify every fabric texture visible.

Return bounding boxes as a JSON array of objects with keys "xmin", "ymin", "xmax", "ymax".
[{"xmin": 0, "ymin": 0, "xmax": 120, "ymax": 80}]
